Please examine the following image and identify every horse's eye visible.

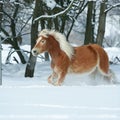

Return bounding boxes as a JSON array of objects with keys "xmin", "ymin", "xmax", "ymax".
[{"xmin": 41, "ymin": 40, "xmax": 46, "ymax": 44}]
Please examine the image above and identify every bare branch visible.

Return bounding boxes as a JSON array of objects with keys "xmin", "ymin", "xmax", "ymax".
[
  {"xmin": 67, "ymin": 1, "xmax": 88, "ymax": 39},
  {"xmin": 18, "ymin": 15, "xmax": 32, "ymax": 36},
  {"xmin": 33, "ymin": 0, "xmax": 75, "ymax": 23},
  {"xmin": 105, "ymin": 3, "xmax": 120, "ymax": 13}
]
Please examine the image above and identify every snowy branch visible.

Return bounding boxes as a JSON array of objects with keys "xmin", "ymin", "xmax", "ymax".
[
  {"xmin": 33, "ymin": 0, "xmax": 74, "ymax": 23},
  {"xmin": 0, "ymin": 1, "xmax": 3, "ymax": 4},
  {"xmin": 105, "ymin": 3, "xmax": 120, "ymax": 13},
  {"xmin": 18, "ymin": 15, "xmax": 32, "ymax": 36}
]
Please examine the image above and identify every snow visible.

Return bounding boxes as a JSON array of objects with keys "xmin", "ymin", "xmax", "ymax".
[
  {"xmin": 105, "ymin": 47, "xmax": 120, "ymax": 64},
  {"xmin": 0, "ymin": 44, "xmax": 120, "ymax": 120},
  {"xmin": 0, "ymin": 86, "xmax": 120, "ymax": 120},
  {"xmin": 43, "ymin": 0, "xmax": 56, "ymax": 10}
]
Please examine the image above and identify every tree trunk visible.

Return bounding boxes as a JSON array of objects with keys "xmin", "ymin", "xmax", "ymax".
[
  {"xmin": 25, "ymin": 0, "xmax": 42, "ymax": 77},
  {"xmin": 96, "ymin": 0, "xmax": 107, "ymax": 46},
  {"xmin": 44, "ymin": 52, "xmax": 49, "ymax": 61},
  {"xmin": 84, "ymin": 1, "xmax": 95, "ymax": 45},
  {"xmin": 0, "ymin": 0, "xmax": 3, "ymax": 85},
  {"xmin": 10, "ymin": 18, "xmax": 26, "ymax": 64},
  {"xmin": 25, "ymin": 54, "xmax": 37, "ymax": 77},
  {"xmin": 10, "ymin": 0, "xmax": 26, "ymax": 64},
  {"xmin": 40, "ymin": 9, "xmax": 50, "ymax": 61},
  {"xmin": 13, "ymin": 43, "xmax": 26, "ymax": 64}
]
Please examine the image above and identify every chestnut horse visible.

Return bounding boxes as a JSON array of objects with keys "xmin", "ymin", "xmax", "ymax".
[{"xmin": 32, "ymin": 29, "xmax": 112, "ymax": 86}]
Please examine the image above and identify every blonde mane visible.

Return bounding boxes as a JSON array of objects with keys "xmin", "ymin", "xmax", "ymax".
[{"xmin": 39, "ymin": 29, "xmax": 74, "ymax": 59}]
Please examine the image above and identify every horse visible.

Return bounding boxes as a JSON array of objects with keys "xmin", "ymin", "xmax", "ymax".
[{"xmin": 32, "ymin": 29, "xmax": 113, "ymax": 86}]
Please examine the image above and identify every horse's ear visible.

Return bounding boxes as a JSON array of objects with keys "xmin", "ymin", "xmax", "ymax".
[
  {"xmin": 45, "ymin": 33, "xmax": 49, "ymax": 37},
  {"xmin": 39, "ymin": 29, "xmax": 50, "ymax": 38},
  {"xmin": 42, "ymin": 33, "xmax": 49, "ymax": 38}
]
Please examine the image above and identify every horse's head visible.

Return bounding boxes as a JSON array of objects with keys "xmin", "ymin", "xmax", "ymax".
[
  {"xmin": 32, "ymin": 29, "xmax": 74, "ymax": 59},
  {"xmin": 32, "ymin": 29, "xmax": 60, "ymax": 56},
  {"xmin": 32, "ymin": 35, "xmax": 48, "ymax": 56}
]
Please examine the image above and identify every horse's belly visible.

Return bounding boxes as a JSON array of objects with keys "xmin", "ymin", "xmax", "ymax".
[{"xmin": 68, "ymin": 65, "xmax": 97, "ymax": 75}]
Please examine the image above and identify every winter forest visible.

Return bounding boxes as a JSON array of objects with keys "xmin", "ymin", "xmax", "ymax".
[
  {"xmin": 0, "ymin": 0, "xmax": 120, "ymax": 120},
  {"xmin": 0, "ymin": 0, "xmax": 120, "ymax": 76}
]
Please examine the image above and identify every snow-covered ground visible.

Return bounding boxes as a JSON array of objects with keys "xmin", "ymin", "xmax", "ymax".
[{"xmin": 0, "ymin": 44, "xmax": 120, "ymax": 120}]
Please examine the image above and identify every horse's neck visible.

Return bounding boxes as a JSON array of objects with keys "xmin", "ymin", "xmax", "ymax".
[
  {"xmin": 49, "ymin": 47, "xmax": 62, "ymax": 60},
  {"xmin": 47, "ymin": 36, "xmax": 68, "ymax": 62}
]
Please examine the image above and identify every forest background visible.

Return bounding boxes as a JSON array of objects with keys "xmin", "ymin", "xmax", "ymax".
[{"xmin": 0, "ymin": 0, "xmax": 120, "ymax": 81}]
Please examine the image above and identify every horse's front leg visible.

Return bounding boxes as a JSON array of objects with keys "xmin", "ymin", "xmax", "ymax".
[
  {"xmin": 53, "ymin": 71, "xmax": 67, "ymax": 86},
  {"xmin": 48, "ymin": 72, "xmax": 57, "ymax": 84}
]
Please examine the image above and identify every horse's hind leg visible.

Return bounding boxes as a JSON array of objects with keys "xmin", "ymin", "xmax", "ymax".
[
  {"xmin": 104, "ymin": 69, "xmax": 118, "ymax": 84},
  {"xmin": 98, "ymin": 67, "xmax": 117, "ymax": 84},
  {"xmin": 90, "ymin": 67, "xmax": 113, "ymax": 85}
]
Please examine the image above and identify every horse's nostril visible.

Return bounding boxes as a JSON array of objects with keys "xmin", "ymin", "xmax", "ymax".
[
  {"xmin": 32, "ymin": 49, "xmax": 38, "ymax": 56},
  {"xmin": 33, "ymin": 50, "xmax": 37, "ymax": 53}
]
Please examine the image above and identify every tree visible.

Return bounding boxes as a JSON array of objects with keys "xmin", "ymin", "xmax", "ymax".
[
  {"xmin": 25, "ymin": 0, "xmax": 43, "ymax": 77},
  {"xmin": 96, "ymin": 0, "xmax": 108, "ymax": 46},
  {"xmin": 25, "ymin": 0, "xmax": 120, "ymax": 78},
  {"xmin": 84, "ymin": 0, "xmax": 120, "ymax": 46},
  {"xmin": 66, "ymin": 0, "xmax": 87, "ymax": 40},
  {"xmin": 1, "ymin": 0, "xmax": 32, "ymax": 64},
  {"xmin": 25, "ymin": 0, "xmax": 76, "ymax": 77},
  {"xmin": 84, "ymin": 1, "xmax": 96, "ymax": 45},
  {"xmin": 34, "ymin": 0, "xmax": 87, "ymax": 39},
  {"xmin": 0, "ymin": 0, "xmax": 3, "ymax": 85}
]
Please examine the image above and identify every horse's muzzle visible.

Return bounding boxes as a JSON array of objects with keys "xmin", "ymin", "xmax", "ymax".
[{"xmin": 32, "ymin": 49, "xmax": 39, "ymax": 56}]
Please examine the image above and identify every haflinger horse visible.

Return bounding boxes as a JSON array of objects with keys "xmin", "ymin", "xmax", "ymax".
[{"xmin": 32, "ymin": 29, "xmax": 113, "ymax": 86}]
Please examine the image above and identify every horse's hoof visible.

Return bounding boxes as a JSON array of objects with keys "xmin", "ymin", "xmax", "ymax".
[
  {"xmin": 53, "ymin": 82, "xmax": 61, "ymax": 86},
  {"xmin": 48, "ymin": 80, "xmax": 53, "ymax": 85}
]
